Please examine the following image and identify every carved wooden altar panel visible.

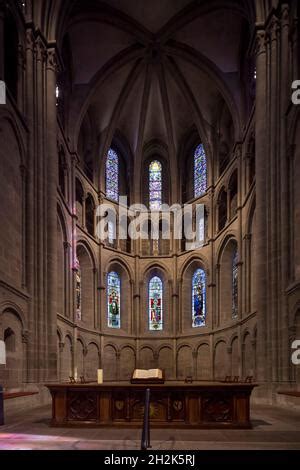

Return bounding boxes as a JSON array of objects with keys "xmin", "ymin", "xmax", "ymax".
[{"xmin": 46, "ymin": 382, "xmax": 256, "ymax": 429}]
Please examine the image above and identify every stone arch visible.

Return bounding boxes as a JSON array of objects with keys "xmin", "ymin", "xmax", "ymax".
[
  {"xmin": 177, "ymin": 344, "xmax": 193, "ymax": 380},
  {"xmin": 75, "ymin": 177, "xmax": 85, "ymax": 226},
  {"xmin": 76, "ymin": 337, "xmax": 85, "ymax": 378},
  {"xmin": 76, "ymin": 241, "xmax": 96, "ymax": 328},
  {"xmin": 61, "ymin": 334, "xmax": 73, "ymax": 381},
  {"xmin": 85, "ymin": 193, "xmax": 96, "ymax": 237},
  {"xmin": 85, "ymin": 342, "xmax": 100, "ymax": 381},
  {"xmin": 1, "ymin": 308, "xmax": 25, "ymax": 388},
  {"xmin": 0, "ymin": 302, "xmax": 26, "ymax": 329},
  {"xmin": 216, "ymin": 186, "xmax": 227, "ymax": 232},
  {"xmin": 217, "ymin": 236, "xmax": 239, "ymax": 324},
  {"xmin": 242, "ymin": 331, "xmax": 254, "ymax": 379},
  {"xmin": 57, "ymin": 208, "xmax": 68, "ymax": 317},
  {"xmin": 197, "ymin": 342, "xmax": 211, "ymax": 380},
  {"xmin": 119, "ymin": 345, "xmax": 136, "ymax": 380},
  {"xmin": 139, "ymin": 346, "xmax": 156, "ymax": 370},
  {"xmin": 103, "ymin": 344, "xmax": 118, "ymax": 381},
  {"xmin": 158, "ymin": 345, "xmax": 173, "ymax": 380},
  {"xmin": 230, "ymin": 335, "xmax": 239, "ymax": 377},
  {"xmin": 214, "ymin": 339, "xmax": 228, "ymax": 380}
]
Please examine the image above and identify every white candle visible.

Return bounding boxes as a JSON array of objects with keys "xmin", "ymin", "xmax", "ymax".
[{"xmin": 97, "ymin": 369, "xmax": 103, "ymax": 384}]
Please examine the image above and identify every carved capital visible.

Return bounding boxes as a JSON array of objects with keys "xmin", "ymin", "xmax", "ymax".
[
  {"xmin": 35, "ymin": 37, "xmax": 46, "ymax": 62},
  {"xmin": 227, "ymin": 347, "xmax": 232, "ymax": 354},
  {"xmin": 22, "ymin": 330, "xmax": 29, "ymax": 344},
  {"xmin": 255, "ymin": 30, "xmax": 266, "ymax": 57},
  {"xmin": 25, "ymin": 29, "xmax": 35, "ymax": 52},
  {"xmin": 59, "ymin": 341, "xmax": 64, "ymax": 352},
  {"xmin": 46, "ymin": 48, "xmax": 59, "ymax": 73},
  {"xmin": 281, "ymin": 4, "xmax": 289, "ymax": 28},
  {"xmin": 266, "ymin": 17, "xmax": 280, "ymax": 43}
]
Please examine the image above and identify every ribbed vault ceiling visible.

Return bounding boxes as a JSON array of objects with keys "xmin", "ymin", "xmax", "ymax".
[{"xmin": 62, "ymin": 1, "xmax": 254, "ymax": 154}]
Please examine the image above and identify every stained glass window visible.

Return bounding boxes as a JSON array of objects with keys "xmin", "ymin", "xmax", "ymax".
[
  {"xmin": 106, "ymin": 148, "xmax": 119, "ymax": 202},
  {"xmin": 192, "ymin": 268, "xmax": 206, "ymax": 327},
  {"xmin": 232, "ymin": 248, "xmax": 238, "ymax": 318},
  {"xmin": 149, "ymin": 276, "xmax": 163, "ymax": 330},
  {"xmin": 149, "ymin": 160, "xmax": 162, "ymax": 210},
  {"xmin": 194, "ymin": 144, "xmax": 207, "ymax": 198},
  {"xmin": 107, "ymin": 271, "xmax": 121, "ymax": 328},
  {"xmin": 75, "ymin": 259, "xmax": 81, "ymax": 321}
]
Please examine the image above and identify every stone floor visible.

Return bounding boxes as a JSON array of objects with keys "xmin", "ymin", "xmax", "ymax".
[{"xmin": 0, "ymin": 404, "xmax": 299, "ymax": 450}]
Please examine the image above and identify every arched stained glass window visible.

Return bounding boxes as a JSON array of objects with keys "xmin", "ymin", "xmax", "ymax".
[
  {"xmin": 192, "ymin": 268, "xmax": 206, "ymax": 327},
  {"xmin": 149, "ymin": 276, "xmax": 163, "ymax": 330},
  {"xmin": 194, "ymin": 144, "xmax": 207, "ymax": 198},
  {"xmin": 107, "ymin": 271, "xmax": 121, "ymax": 328},
  {"xmin": 149, "ymin": 160, "xmax": 162, "ymax": 210},
  {"xmin": 232, "ymin": 248, "xmax": 238, "ymax": 318},
  {"xmin": 106, "ymin": 148, "xmax": 119, "ymax": 202},
  {"xmin": 75, "ymin": 258, "xmax": 81, "ymax": 321}
]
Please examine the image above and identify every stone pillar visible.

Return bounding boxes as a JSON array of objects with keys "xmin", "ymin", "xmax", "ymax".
[
  {"xmin": 254, "ymin": 27, "xmax": 269, "ymax": 383},
  {"xmin": 172, "ymin": 291, "xmax": 179, "ymax": 337},
  {"xmin": 17, "ymin": 43, "xmax": 25, "ymax": 112},
  {"xmin": 0, "ymin": 2, "xmax": 4, "ymax": 80},
  {"xmin": 35, "ymin": 37, "xmax": 46, "ymax": 380},
  {"xmin": 237, "ymin": 260, "xmax": 243, "ymax": 320},
  {"xmin": 45, "ymin": 47, "xmax": 59, "ymax": 381},
  {"xmin": 268, "ymin": 16, "xmax": 280, "ymax": 383},
  {"xmin": 25, "ymin": 28, "xmax": 37, "ymax": 383},
  {"xmin": 244, "ymin": 234, "xmax": 252, "ymax": 314},
  {"xmin": 58, "ymin": 342, "xmax": 64, "ymax": 382},
  {"xmin": 215, "ymin": 263, "xmax": 220, "ymax": 326},
  {"xmin": 227, "ymin": 346, "xmax": 232, "ymax": 377},
  {"xmin": 279, "ymin": 4, "xmax": 291, "ymax": 382}
]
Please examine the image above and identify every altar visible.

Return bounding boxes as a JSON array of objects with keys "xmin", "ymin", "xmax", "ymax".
[{"xmin": 46, "ymin": 381, "xmax": 256, "ymax": 429}]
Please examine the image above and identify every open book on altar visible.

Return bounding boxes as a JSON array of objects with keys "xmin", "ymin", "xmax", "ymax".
[{"xmin": 131, "ymin": 368, "xmax": 164, "ymax": 384}]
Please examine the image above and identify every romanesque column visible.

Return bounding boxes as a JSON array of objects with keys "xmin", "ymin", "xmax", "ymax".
[
  {"xmin": 45, "ymin": 47, "xmax": 59, "ymax": 381},
  {"xmin": 279, "ymin": 3, "xmax": 291, "ymax": 383},
  {"xmin": 254, "ymin": 27, "xmax": 268, "ymax": 383},
  {"xmin": 24, "ymin": 28, "xmax": 37, "ymax": 383},
  {"xmin": 0, "ymin": 1, "xmax": 4, "ymax": 80}
]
